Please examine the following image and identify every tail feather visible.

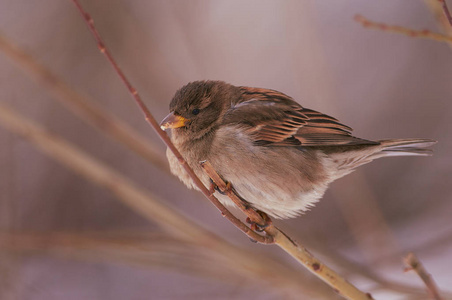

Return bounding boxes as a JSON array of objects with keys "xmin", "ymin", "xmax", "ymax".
[
  {"xmin": 377, "ymin": 139, "xmax": 437, "ymax": 157},
  {"xmin": 331, "ymin": 138, "xmax": 436, "ymax": 177}
]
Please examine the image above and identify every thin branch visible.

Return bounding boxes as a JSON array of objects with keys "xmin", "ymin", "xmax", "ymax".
[
  {"xmin": 0, "ymin": 33, "xmax": 168, "ymax": 173},
  {"xmin": 424, "ymin": 0, "xmax": 452, "ymax": 49},
  {"xmin": 202, "ymin": 162, "xmax": 372, "ymax": 300},
  {"xmin": 403, "ymin": 252, "xmax": 443, "ymax": 300},
  {"xmin": 354, "ymin": 14, "xmax": 452, "ymax": 43},
  {"xmin": 0, "ymin": 232, "xmax": 251, "ymax": 284},
  {"xmin": 331, "ymin": 252, "xmax": 436, "ymax": 297},
  {"xmin": 200, "ymin": 161, "xmax": 267, "ymax": 228},
  {"xmin": 70, "ymin": 0, "xmax": 271, "ymax": 245},
  {"xmin": 438, "ymin": 0, "xmax": 452, "ymax": 27}
]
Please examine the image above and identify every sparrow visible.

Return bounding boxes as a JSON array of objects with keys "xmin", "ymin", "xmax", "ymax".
[{"xmin": 160, "ymin": 80, "xmax": 435, "ymax": 219}]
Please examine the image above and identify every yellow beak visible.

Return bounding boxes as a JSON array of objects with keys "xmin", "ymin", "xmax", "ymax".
[{"xmin": 160, "ymin": 112, "xmax": 189, "ymax": 130}]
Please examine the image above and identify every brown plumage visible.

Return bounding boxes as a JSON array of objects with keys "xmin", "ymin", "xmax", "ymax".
[{"xmin": 160, "ymin": 80, "xmax": 436, "ymax": 219}]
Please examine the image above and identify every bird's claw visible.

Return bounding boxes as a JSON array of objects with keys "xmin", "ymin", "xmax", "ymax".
[
  {"xmin": 209, "ymin": 179, "xmax": 232, "ymax": 195},
  {"xmin": 246, "ymin": 211, "xmax": 272, "ymax": 232}
]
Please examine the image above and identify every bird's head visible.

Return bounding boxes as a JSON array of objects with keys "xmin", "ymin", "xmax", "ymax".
[{"xmin": 160, "ymin": 80, "xmax": 238, "ymax": 139}]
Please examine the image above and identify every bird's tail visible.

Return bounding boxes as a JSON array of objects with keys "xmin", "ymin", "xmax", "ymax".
[
  {"xmin": 374, "ymin": 139, "xmax": 437, "ymax": 158},
  {"xmin": 330, "ymin": 138, "xmax": 436, "ymax": 179}
]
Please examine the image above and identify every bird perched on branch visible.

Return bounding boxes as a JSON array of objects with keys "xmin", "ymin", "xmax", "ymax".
[{"xmin": 160, "ymin": 80, "xmax": 435, "ymax": 219}]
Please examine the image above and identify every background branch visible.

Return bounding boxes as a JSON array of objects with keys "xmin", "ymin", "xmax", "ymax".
[
  {"xmin": 404, "ymin": 252, "xmax": 443, "ymax": 300},
  {"xmin": 0, "ymin": 33, "xmax": 168, "ymax": 173},
  {"xmin": 354, "ymin": 14, "xmax": 452, "ymax": 43},
  {"xmin": 438, "ymin": 0, "xmax": 452, "ymax": 27},
  {"xmin": 0, "ymin": 231, "xmax": 260, "ymax": 284},
  {"xmin": 424, "ymin": 0, "xmax": 452, "ymax": 48}
]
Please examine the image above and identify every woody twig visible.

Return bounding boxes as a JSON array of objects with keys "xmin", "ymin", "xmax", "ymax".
[
  {"xmin": 404, "ymin": 252, "xmax": 443, "ymax": 300},
  {"xmin": 438, "ymin": 0, "xmax": 452, "ymax": 27},
  {"xmin": 0, "ymin": 34, "xmax": 168, "ymax": 173},
  {"xmin": 354, "ymin": 14, "xmax": 452, "ymax": 43}
]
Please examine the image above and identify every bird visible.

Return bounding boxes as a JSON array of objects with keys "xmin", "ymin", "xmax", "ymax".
[{"xmin": 160, "ymin": 80, "xmax": 436, "ymax": 219}]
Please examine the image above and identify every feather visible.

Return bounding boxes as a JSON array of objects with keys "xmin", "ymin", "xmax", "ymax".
[{"xmin": 225, "ymin": 87, "xmax": 377, "ymax": 147}]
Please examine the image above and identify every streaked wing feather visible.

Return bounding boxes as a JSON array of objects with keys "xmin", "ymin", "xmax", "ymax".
[{"xmin": 226, "ymin": 87, "xmax": 378, "ymax": 147}]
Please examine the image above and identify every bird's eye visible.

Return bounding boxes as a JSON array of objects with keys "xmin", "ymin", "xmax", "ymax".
[{"xmin": 192, "ymin": 108, "xmax": 200, "ymax": 115}]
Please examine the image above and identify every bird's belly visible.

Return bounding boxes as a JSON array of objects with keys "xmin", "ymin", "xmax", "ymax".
[
  {"xmin": 212, "ymin": 170, "xmax": 328, "ymax": 219},
  {"xmin": 167, "ymin": 128, "xmax": 330, "ymax": 219},
  {"xmin": 207, "ymin": 131, "xmax": 329, "ymax": 219}
]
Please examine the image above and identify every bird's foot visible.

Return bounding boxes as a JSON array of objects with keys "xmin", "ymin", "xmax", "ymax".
[
  {"xmin": 246, "ymin": 210, "xmax": 272, "ymax": 232},
  {"xmin": 209, "ymin": 178, "xmax": 232, "ymax": 195}
]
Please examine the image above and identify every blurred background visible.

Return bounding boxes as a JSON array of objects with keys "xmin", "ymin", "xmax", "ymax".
[{"xmin": 1, "ymin": 0, "xmax": 451, "ymax": 299}]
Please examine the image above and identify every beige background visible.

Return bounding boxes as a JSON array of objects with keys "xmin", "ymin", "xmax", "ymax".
[{"xmin": 1, "ymin": 1, "xmax": 451, "ymax": 299}]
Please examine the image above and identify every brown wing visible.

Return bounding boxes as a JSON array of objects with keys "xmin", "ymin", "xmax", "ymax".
[{"xmin": 223, "ymin": 87, "xmax": 378, "ymax": 147}]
